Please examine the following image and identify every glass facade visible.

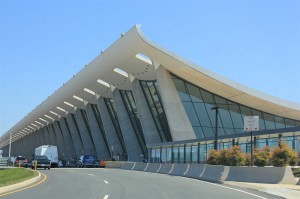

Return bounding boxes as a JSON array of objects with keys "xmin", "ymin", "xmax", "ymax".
[
  {"xmin": 171, "ymin": 75, "xmax": 300, "ymax": 139},
  {"xmin": 104, "ymin": 98, "xmax": 127, "ymax": 154},
  {"xmin": 140, "ymin": 80, "xmax": 172, "ymax": 142},
  {"xmin": 150, "ymin": 134, "xmax": 300, "ymax": 163},
  {"xmin": 119, "ymin": 90, "xmax": 148, "ymax": 158}
]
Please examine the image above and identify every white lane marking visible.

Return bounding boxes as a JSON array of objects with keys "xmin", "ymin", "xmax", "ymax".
[
  {"xmin": 181, "ymin": 177, "xmax": 267, "ymax": 199},
  {"xmin": 88, "ymin": 174, "xmax": 95, "ymax": 177},
  {"xmin": 103, "ymin": 195, "xmax": 109, "ymax": 199},
  {"xmin": 104, "ymin": 180, "xmax": 109, "ymax": 184}
]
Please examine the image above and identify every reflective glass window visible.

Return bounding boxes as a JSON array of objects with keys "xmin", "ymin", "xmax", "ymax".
[
  {"xmin": 173, "ymin": 147, "xmax": 179, "ymax": 163},
  {"xmin": 257, "ymin": 139, "xmax": 267, "ymax": 149},
  {"xmin": 161, "ymin": 148, "xmax": 167, "ymax": 163},
  {"xmin": 274, "ymin": 116, "xmax": 285, "ymax": 129},
  {"xmin": 285, "ymin": 119, "xmax": 296, "ymax": 128},
  {"xmin": 167, "ymin": 147, "xmax": 172, "ymax": 163},
  {"xmin": 268, "ymin": 138, "xmax": 278, "ymax": 149},
  {"xmin": 263, "ymin": 113, "xmax": 276, "ymax": 130},
  {"xmin": 251, "ymin": 110, "xmax": 266, "ymax": 130},
  {"xmin": 179, "ymin": 146, "xmax": 185, "ymax": 163},
  {"xmin": 191, "ymin": 145, "xmax": 198, "ymax": 163},
  {"xmin": 172, "ymin": 78, "xmax": 191, "ymax": 101},
  {"xmin": 185, "ymin": 145, "xmax": 191, "ymax": 163},
  {"xmin": 200, "ymin": 145, "xmax": 207, "ymax": 162},
  {"xmin": 194, "ymin": 103, "xmax": 212, "ymax": 127},
  {"xmin": 186, "ymin": 83, "xmax": 203, "ymax": 103},
  {"xmin": 182, "ymin": 102, "xmax": 200, "ymax": 126}
]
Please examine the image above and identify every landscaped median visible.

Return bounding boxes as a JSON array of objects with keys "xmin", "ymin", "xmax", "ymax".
[{"xmin": 0, "ymin": 168, "xmax": 38, "ymax": 187}]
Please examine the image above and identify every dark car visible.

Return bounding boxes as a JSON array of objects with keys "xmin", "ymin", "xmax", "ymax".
[
  {"xmin": 14, "ymin": 156, "xmax": 29, "ymax": 167},
  {"xmin": 31, "ymin": 155, "xmax": 51, "ymax": 170},
  {"xmin": 80, "ymin": 155, "xmax": 96, "ymax": 168}
]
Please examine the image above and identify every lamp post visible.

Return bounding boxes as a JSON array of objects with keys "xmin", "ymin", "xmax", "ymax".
[
  {"xmin": 9, "ymin": 132, "xmax": 12, "ymax": 159},
  {"xmin": 211, "ymin": 106, "xmax": 219, "ymax": 150}
]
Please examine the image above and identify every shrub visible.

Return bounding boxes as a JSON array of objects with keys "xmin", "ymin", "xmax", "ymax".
[
  {"xmin": 207, "ymin": 146, "xmax": 246, "ymax": 166},
  {"xmin": 254, "ymin": 146, "xmax": 272, "ymax": 167},
  {"xmin": 272, "ymin": 142, "xmax": 298, "ymax": 167},
  {"xmin": 226, "ymin": 146, "xmax": 246, "ymax": 166},
  {"xmin": 206, "ymin": 150, "xmax": 221, "ymax": 165},
  {"xmin": 245, "ymin": 154, "xmax": 251, "ymax": 166}
]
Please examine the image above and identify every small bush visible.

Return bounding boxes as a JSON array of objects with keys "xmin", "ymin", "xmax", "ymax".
[
  {"xmin": 272, "ymin": 142, "xmax": 298, "ymax": 167},
  {"xmin": 254, "ymin": 146, "xmax": 272, "ymax": 167},
  {"xmin": 245, "ymin": 154, "xmax": 251, "ymax": 166},
  {"xmin": 206, "ymin": 150, "xmax": 221, "ymax": 165},
  {"xmin": 207, "ymin": 146, "xmax": 246, "ymax": 166}
]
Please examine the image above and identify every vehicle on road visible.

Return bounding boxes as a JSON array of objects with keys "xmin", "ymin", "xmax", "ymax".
[
  {"xmin": 35, "ymin": 145, "xmax": 58, "ymax": 167},
  {"xmin": 79, "ymin": 155, "xmax": 97, "ymax": 168},
  {"xmin": 31, "ymin": 155, "xmax": 51, "ymax": 170},
  {"xmin": 14, "ymin": 156, "xmax": 29, "ymax": 167}
]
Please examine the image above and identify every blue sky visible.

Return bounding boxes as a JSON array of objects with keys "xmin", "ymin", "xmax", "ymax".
[{"xmin": 0, "ymin": 0, "xmax": 299, "ymax": 137}]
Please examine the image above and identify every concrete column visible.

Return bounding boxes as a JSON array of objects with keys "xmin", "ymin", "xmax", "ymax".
[
  {"xmin": 66, "ymin": 113, "xmax": 84, "ymax": 157},
  {"xmin": 154, "ymin": 65, "xmax": 196, "ymax": 141},
  {"xmin": 75, "ymin": 109, "xmax": 96, "ymax": 156},
  {"xmin": 85, "ymin": 103, "xmax": 110, "ymax": 160},
  {"xmin": 42, "ymin": 126, "xmax": 51, "ymax": 145},
  {"xmin": 47, "ymin": 124, "xmax": 57, "ymax": 146},
  {"xmin": 59, "ymin": 117, "xmax": 76, "ymax": 159},
  {"xmin": 23, "ymin": 136, "xmax": 32, "ymax": 158},
  {"xmin": 37, "ymin": 129, "xmax": 45, "ymax": 145},
  {"xmin": 20, "ymin": 137, "xmax": 30, "ymax": 157},
  {"xmin": 53, "ymin": 121, "xmax": 68, "ymax": 160},
  {"xmin": 113, "ymin": 89, "xmax": 143, "ymax": 162},
  {"xmin": 31, "ymin": 131, "xmax": 39, "ymax": 149},
  {"xmin": 27, "ymin": 133, "xmax": 36, "ymax": 157},
  {"xmin": 131, "ymin": 78, "xmax": 162, "ymax": 144},
  {"xmin": 98, "ymin": 97, "xmax": 124, "ymax": 156}
]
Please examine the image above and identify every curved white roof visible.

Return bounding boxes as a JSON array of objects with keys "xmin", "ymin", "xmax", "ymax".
[{"xmin": 1, "ymin": 25, "xmax": 299, "ymax": 147}]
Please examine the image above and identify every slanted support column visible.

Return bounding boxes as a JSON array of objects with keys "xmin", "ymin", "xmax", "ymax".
[
  {"xmin": 42, "ymin": 126, "xmax": 51, "ymax": 145},
  {"xmin": 154, "ymin": 64, "xmax": 196, "ymax": 141},
  {"xmin": 53, "ymin": 121, "xmax": 68, "ymax": 161},
  {"xmin": 59, "ymin": 117, "xmax": 76, "ymax": 159},
  {"xmin": 75, "ymin": 109, "xmax": 96, "ymax": 156},
  {"xmin": 131, "ymin": 78, "xmax": 161, "ymax": 145},
  {"xmin": 112, "ymin": 89, "xmax": 143, "ymax": 162},
  {"xmin": 98, "ymin": 97, "xmax": 124, "ymax": 157},
  {"xmin": 85, "ymin": 103, "xmax": 110, "ymax": 160},
  {"xmin": 48, "ymin": 123, "xmax": 61, "ymax": 158},
  {"xmin": 66, "ymin": 113, "xmax": 84, "ymax": 157}
]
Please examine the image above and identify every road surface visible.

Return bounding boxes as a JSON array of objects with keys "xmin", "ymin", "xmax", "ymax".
[{"xmin": 2, "ymin": 168, "xmax": 282, "ymax": 199}]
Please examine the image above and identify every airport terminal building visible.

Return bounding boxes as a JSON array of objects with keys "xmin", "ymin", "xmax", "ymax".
[{"xmin": 1, "ymin": 25, "xmax": 299, "ymax": 163}]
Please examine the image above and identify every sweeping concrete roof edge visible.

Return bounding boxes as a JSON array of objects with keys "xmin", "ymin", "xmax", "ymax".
[{"xmin": 1, "ymin": 24, "xmax": 299, "ymax": 147}]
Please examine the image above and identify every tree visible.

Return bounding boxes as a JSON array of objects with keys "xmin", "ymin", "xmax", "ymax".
[{"xmin": 206, "ymin": 150, "xmax": 221, "ymax": 165}]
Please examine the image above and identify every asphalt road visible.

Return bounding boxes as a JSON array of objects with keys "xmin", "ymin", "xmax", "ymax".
[{"xmin": 2, "ymin": 168, "xmax": 283, "ymax": 199}]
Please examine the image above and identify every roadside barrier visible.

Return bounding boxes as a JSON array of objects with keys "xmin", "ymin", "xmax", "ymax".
[
  {"xmin": 121, "ymin": 162, "xmax": 135, "ymax": 170},
  {"xmin": 105, "ymin": 161, "xmax": 123, "ymax": 168},
  {"xmin": 225, "ymin": 166, "xmax": 296, "ymax": 184},
  {"xmin": 145, "ymin": 163, "xmax": 160, "ymax": 173},
  {"xmin": 199, "ymin": 165, "xmax": 229, "ymax": 183},
  {"xmin": 132, "ymin": 163, "xmax": 147, "ymax": 171},
  {"xmin": 169, "ymin": 164, "xmax": 189, "ymax": 176},
  {"xmin": 157, "ymin": 163, "xmax": 173, "ymax": 174},
  {"xmin": 184, "ymin": 164, "xmax": 205, "ymax": 179},
  {"xmin": 106, "ymin": 161, "xmax": 297, "ymax": 185}
]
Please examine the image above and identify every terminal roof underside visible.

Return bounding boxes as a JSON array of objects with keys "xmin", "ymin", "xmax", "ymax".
[{"xmin": 1, "ymin": 25, "xmax": 299, "ymax": 148}]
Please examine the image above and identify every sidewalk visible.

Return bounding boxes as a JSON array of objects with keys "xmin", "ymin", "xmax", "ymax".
[{"xmin": 224, "ymin": 180, "xmax": 300, "ymax": 199}]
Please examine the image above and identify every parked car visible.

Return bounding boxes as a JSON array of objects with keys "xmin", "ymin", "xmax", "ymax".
[
  {"xmin": 66, "ymin": 160, "xmax": 78, "ymax": 168},
  {"xmin": 14, "ymin": 156, "xmax": 29, "ymax": 167},
  {"xmin": 100, "ymin": 160, "xmax": 107, "ymax": 168},
  {"xmin": 31, "ymin": 155, "xmax": 51, "ymax": 170},
  {"xmin": 80, "ymin": 155, "xmax": 97, "ymax": 168}
]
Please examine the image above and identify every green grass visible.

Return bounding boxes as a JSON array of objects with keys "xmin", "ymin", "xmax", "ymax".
[{"xmin": 0, "ymin": 168, "xmax": 38, "ymax": 187}]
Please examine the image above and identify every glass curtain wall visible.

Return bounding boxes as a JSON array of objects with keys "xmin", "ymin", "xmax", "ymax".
[
  {"xmin": 171, "ymin": 75, "xmax": 300, "ymax": 139},
  {"xmin": 119, "ymin": 90, "xmax": 148, "ymax": 158},
  {"xmin": 91, "ymin": 104, "xmax": 110, "ymax": 155},
  {"xmin": 103, "ymin": 98, "xmax": 127, "ymax": 154},
  {"xmin": 140, "ymin": 80, "xmax": 172, "ymax": 142}
]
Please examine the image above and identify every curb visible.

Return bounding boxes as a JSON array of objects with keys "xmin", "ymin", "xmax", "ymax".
[{"xmin": 0, "ymin": 169, "xmax": 41, "ymax": 194}]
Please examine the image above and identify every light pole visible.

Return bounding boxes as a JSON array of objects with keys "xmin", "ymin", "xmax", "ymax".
[
  {"xmin": 211, "ymin": 106, "xmax": 219, "ymax": 150},
  {"xmin": 8, "ymin": 132, "xmax": 12, "ymax": 159}
]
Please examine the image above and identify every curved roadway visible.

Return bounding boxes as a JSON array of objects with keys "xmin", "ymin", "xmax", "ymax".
[{"xmin": 3, "ymin": 168, "xmax": 281, "ymax": 199}]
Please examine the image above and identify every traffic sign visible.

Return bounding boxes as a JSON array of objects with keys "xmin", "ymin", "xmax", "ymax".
[{"xmin": 244, "ymin": 116, "xmax": 259, "ymax": 132}]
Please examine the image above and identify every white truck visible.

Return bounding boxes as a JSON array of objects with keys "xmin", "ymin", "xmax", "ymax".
[{"xmin": 35, "ymin": 145, "xmax": 58, "ymax": 167}]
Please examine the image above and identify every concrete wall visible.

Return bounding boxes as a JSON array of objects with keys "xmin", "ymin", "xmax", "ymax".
[
  {"xmin": 66, "ymin": 113, "xmax": 84, "ymax": 157},
  {"xmin": 154, "ymin": 65, "xmax": 196, "ymax": 141},
  {"xmin": 113, "ymin": 89, "xmax": 143, "ymax": 162},
  {"xmin": 85, "ymin": 103, "xmax": 110, "ymax": 160},
  {"xmin": 59, "ymin": 117, "xmax": 76, "ymax": 159}
]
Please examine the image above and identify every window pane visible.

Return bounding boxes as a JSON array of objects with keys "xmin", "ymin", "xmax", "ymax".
[
  {"xmin": 173, "ymin": 147, "xmax": 179, "ymax": 163},
  {"xmin": 191, "ymin": 145, "xmax": 198, "ymax": 163},
  {"xmin": 194, "ymin": 103, "xmax": 212, "ymax": 127},
  {"xmin": 185, "ymin": 145, "xmax": 191, "ymax": 163},
  {"xmin": 274, "ymin": 116, "xmax": 285, "ymax": 129},
  {"xmin": 172, "ymin": 78, "xmax": 191, "ymax": 101},
  {"xmin": 285, "ymin": 119, "xmax": 296, "ymax": 128},
  {"xmin": 251, "ymin": 110, "xmax": 266, "ymax": 130},
  {"xmin": 193, "ymin": 127, "xmax": 204, "ymax": 138},
  {"xmin": 202, "ymin": 127, "xmax": 215, "ymax": 138},
  {"xmin": 228, "ymin": 103, "xmax": 244, "ymax": 129},
  {"xmin": 263, "ymin": 113, "xmax": 276, "ymax": 130},
  {"xmin": 179, "ymin": 146, "xmax": 185, "ymax": 163},
  {"xmin": 186, "ymin": 83, "xmax": 203, "ymax": 103},
  {"xmin": 182, "ymin": 102, "xmax": 200, "ymax": 126},
  {"xmin": 200, "ymin": 89, "xmax": 215, "ymax": 104}
]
